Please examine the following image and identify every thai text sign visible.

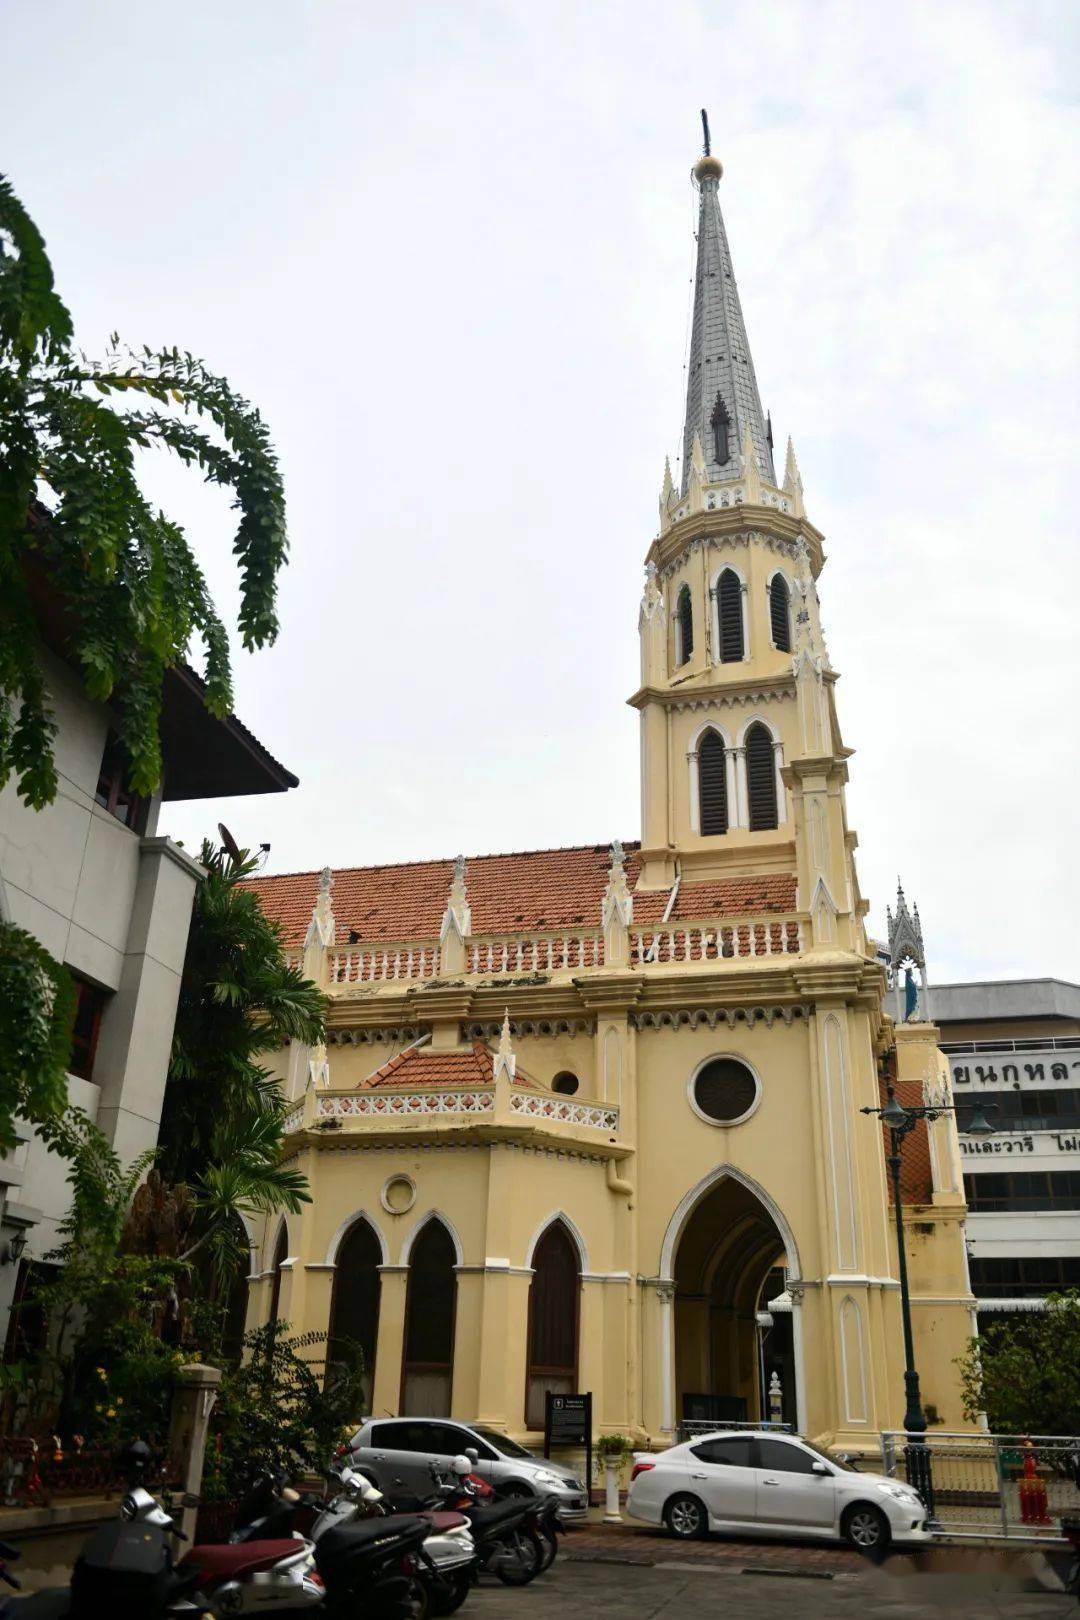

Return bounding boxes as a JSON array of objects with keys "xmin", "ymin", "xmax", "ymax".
[
  {"xmin": 950, "ymin": 1052, "xmax": 1080, "ymax": 1089},
  {"xmin": 960, "ymin": 1132, "xmax": 1080, "ymax": 1157}
]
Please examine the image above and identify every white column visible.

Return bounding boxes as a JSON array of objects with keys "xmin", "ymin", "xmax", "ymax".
[
  {"xmin": 790, "ymin": 1284, "xmax": 807, "ymax": 1435},
  {"xmin": 724, "ymin": 748, "xmax": 738, "ymax": 832},
  {"xmin": 658, "ymin": 1282, "xmax": 676, "ymax": 1434},
  {"xmin": 740, "ymin": 582, "xmax": 752, "ymax": 659},
  {"xmin": 687, "ymin": 750, "xmax": 700, "ymax": 835},
  {"xmin": 772, "ymin": 739, "xmax": 787, "ymax": 824},
  {"xmin": 733, "ymin": 746, "xmax": 748, "ymax": 828}
]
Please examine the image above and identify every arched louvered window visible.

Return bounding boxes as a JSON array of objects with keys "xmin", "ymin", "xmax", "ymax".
[
  {"xmin": 526, "ymin": 1223, "xmax": 580, "ymax": 1429},
  {"xmin": 717, "ymin": 569, "xmax": 744, "ymax": 662},
  {"xmin": 328, "ymin": 1219, "xmax": 382, "ymax": 1410},
  {"xmin": 746, "ymin": 723, "xmax": 779, "ymax": 831},
  {"xmin": 698, "ymin": 730, "xmax": 728, "ymax": 837},
  {"xmin": 268, "ymin": 1224, "xmax": 288, "ymax": 1327},
  {"xmin": 769, "ymin": 575, "xmax": 791, "ymax": 652},
  {"xmin": 676, "ymin": 584, "xmax": 693, "ymax": 665},
  {"xmin": 711, "ymin": 392, "xmax": 731, "ymax": 466},
  {"xmin": 402, "ymin": 1221, "xmax": 457, "ymax": 1416}
]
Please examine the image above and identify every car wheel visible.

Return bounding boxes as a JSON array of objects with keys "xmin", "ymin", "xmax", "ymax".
[
  {"xmin": 842, "ymin": 1502, "xmax": 891, "ymax": 1552},
  {"xmin": 499, "ymin": 1481, "xmax": 533, "ymax": 1499},
  {"xmin": 664, "ymin": 1493, "xmax": 707, "ymax": 1540}
]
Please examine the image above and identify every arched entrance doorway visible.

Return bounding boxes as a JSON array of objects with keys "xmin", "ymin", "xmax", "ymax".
[{"xmin": 671, "ymin": 1174, "xmax": 797, "ymax": 1429}]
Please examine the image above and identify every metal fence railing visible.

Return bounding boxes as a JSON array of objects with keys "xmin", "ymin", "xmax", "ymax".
[{"xmin": 880, "ymin": 1431, "xmax": 1080, "ymax": 1541}]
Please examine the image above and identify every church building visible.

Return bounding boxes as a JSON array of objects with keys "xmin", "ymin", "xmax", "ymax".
[{"xmin": 244, "ymin": 137, "xmax": 976, "ymax": 1453}]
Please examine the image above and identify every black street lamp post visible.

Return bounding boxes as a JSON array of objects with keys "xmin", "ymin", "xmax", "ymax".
[{"xmin": 862, "ymin": 1067, "xmax": 996, "ymax": 1519}]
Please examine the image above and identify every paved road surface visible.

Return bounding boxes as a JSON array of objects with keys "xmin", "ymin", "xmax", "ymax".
[{"xmin": 462, "ymin": 1548, "xmax": 1073, "ymax": 1618}]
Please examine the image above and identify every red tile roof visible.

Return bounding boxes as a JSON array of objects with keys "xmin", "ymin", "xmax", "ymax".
[
  {"xmin": 360, "ymin": 1040, "xmax": 538, "ymax": 1090},
  {"xmin": 882, "ymin": 1079, "xmax": 934, "ymax": 1205},
  {"xmin": 245, "ymin": 844, "xmax": 798, "ymax": 946}
]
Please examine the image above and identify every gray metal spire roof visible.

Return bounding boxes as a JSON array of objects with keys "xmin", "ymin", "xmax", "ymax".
[{"xmin": 681, "ymin": 156, "xmax": 776, "ymax": 494}]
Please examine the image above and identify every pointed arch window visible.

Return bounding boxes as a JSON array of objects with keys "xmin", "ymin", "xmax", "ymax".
[
  {"xmin": 526, "ymin": 1222, "xmax": 580, "ymax": 1429},
  {"xmin": 746, "ymin": 723, "xmax": 779, "ymax": 831},
  {"xmin": 698, "ymin": 730, "xmax": 728, "ymax": 837},
  {"xmin": 717, "ymin": 569, "xmax": 744, "ymax": 662},
  {"xmin": 769, "ymin": 575, "xmax": 791, "ymax": 653},
  {"xmin": 328, "ymin": 1219, "xmax": 382, "ymax": 1411},
  {"xmin": 711, "ymin": 393, "xmax": 731, "ymax": 466},
  {"xmin": 676, "ymin": 584, "xmax": 693, "ymax": 666},
  {"xmin": 402, "ymin": 1221, "xmax": 457, "ymax": 1416},
  {"xmin": 268, "ymin": 1224, "xmax": 288, "ymax": 1327}
]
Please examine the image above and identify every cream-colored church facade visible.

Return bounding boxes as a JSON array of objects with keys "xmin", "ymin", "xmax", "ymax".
[{"xmin": 245, "ymin": 146, "xmax": 976, "ymax": 1456}]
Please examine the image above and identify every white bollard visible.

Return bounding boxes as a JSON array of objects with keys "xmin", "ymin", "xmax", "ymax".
[{"xmin": 604, "ymin": 1461, "xmax": 622, "ymax": 1523}]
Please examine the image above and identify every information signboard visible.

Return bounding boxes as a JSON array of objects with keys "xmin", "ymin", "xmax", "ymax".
[{"xmin": 544, "ymin": 1391, "xmax": 592, "ymax": 1501}]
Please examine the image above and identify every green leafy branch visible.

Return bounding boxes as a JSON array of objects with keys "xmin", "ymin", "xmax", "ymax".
[{"xmin": 0, "ymin": 172, "xmax": 288, "ymax": 807}]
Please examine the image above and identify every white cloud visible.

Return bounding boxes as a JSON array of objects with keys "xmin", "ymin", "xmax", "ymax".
[{"xmin": 5, "ymin": 0, "xmax": 1078, "ymax": 979}]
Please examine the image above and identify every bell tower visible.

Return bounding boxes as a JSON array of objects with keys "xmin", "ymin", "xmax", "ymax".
[{"xmin": 631, "ymin": 130, "xmax": 870, "ymax": 959}]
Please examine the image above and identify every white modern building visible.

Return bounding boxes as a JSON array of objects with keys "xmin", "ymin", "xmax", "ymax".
[
  {"xmin": 935, "ymin": 979, "xmax": 1080, "ymax": 1322},
  {"xmin": 0, "ymin": 628, "xmax": 296, "ymax": 1354}
]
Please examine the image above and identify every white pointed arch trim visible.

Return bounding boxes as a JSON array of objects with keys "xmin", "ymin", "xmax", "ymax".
[
  {"xmin": 238, "ymin": 1212, "xmax": 259, "ymax": 1278},
  {"xmin": 524, "ymin": 1211, "xmax": 589, "ymax": 1273},
  {"xmin": 735, "ymin": 712, "xmax": 780, "ymax": 748},
  {"xmin": 710, "ymin": 561, "xmax": 750, "ymax": 663},
  {"xmin": 658, "ymin": 1163, "xmax": 801, "ymax": 1283},
  {"xmin": 687, "ymin": 719, "xmax": 737, "ymax": 835},
  {"xmin": 765, "ymin": 568, "xmax": 794, "ymax": 651},
  {"xmin": 737, "ymin": 713, "xmax": 787, "ymax": 825},
  {"xmin": 325, "ymin": 1210, "xmax": 389, "ymax": 1269},
  {"xmin": 399, "ymin": 1209, "xmax": 464, "ymax": 1268},
  {"xmin": 686, "ymin": 717, "xmax": 734, "ymax": 755}
]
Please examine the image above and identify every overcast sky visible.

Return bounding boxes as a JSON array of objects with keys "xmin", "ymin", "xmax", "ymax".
[{"xmin": 7, "ymin": 1, "xmax": 1079, "ymax": 983}]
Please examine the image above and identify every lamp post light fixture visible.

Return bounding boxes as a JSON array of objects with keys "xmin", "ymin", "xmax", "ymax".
[
  {"xmin": 861, "ymin": 1062, "xmax": 996, "ymax": 1519},
  {"xmin": 2, "ymin": 1228, "xmax": 27, "ymax": 1267}
]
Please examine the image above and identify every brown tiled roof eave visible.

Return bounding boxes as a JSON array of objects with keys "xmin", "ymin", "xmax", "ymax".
[
  {"xmin": 880, "ymin": 1078, "xmax": 934, "ymax": 1205},
  {"xmin": 244, "ymin": 847, "xmax": 798, "ymax": 947},
  {"xmin": 358, "ymin": 1040, "xmax": 540, "ymax": 1091}
]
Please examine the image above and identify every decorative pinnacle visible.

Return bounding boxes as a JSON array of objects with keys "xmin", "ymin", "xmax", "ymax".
[
  {"xmin": 318, "ymin": 865, "xmax": 333, "ymax": 894},
  {"xmin": 493, "ymin": 1007, "xmax": 516, "ymax": 1083}
]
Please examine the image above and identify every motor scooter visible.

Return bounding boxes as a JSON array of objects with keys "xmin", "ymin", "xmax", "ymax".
[
  {"xmin": 379, "ymin": 1458, "xmax": 545, "ymax": 1587},
  {"xmin": 0, "ymin": 1525, "xmax": 210, "ymax": 1619},
  {"xmin": 123, "ymin": 1485, "xmax": 430, "ymax": 1617},
  {"xmin": 317, "ymin": 1467, "xmax": 475, "ymax": 1616}
]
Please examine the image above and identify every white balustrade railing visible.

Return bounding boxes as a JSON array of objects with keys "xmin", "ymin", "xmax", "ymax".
[
  {"xmin": 329, "ymin": 941, "xmax": 439, "ymax": 984},
  {"xmin": 467, "ymin": 932, "xmax": 604, "ymax": 974},
  {"xmin": 283, "ymin": 1102, "xmax": 305, "ymax": 1134},
  {"xmin": 509, "ymin": 1093, "xmax": 619, "ymax": 1131},
  {"xmin": 631, "ymin": 915, "xmax": 804, "ymax": 966},
  {"xmin": 318, "ymin": 1090, "xmax": 494, "ymax": 1119},
  {"xmin": 321, "ymin": 914, "xmax": 801, "ymax": 986}
]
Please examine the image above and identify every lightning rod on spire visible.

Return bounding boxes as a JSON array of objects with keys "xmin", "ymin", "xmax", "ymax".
[{"xmin": 700, "ymin": 108, "xmax": 711, "ymax": 158}]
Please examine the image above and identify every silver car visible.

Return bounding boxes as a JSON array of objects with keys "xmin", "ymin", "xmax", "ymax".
[{"xmin": 345, "ymin": 1418, "xmax": 589, "ymax": 1521}]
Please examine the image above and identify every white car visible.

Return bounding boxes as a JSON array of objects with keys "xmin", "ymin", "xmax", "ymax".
[{"xmin": 626, "ymin": 1430, "xmax": 929, "ymax": 1552}]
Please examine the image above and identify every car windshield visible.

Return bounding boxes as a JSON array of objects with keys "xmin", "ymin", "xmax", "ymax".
[
  {"xmin": 798, "ymin": 1440, "xmax": 854, "ymax": 1472},
  {"xmin": 470, "ymin": 1428, "xmax": 535, "ymax": 1460}
]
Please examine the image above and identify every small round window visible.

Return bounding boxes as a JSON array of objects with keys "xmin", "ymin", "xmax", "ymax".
[
  {"xmin": 552, "ymin": 1072, "xmax": 579, "ymax": 1096},
  {"xmin": 691, "ymin": 1058, "xmax": 758, "ymax": 1125}
]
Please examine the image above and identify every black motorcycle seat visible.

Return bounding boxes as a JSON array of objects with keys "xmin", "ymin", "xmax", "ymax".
[
  {"xmin": 467, "ymin": 1500, "xmax": 532, "ymax": 1532},
  {"xmin": 318, "ymin": 1515, "xmax": 429, "ymax": 1554}
]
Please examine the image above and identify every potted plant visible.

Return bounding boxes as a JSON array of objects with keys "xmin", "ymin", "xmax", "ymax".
[{"xmin": 595, "ymin": 1434, "xmax": 635, "ymax": 1523}]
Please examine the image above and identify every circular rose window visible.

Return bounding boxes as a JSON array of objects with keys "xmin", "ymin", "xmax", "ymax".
[
  {"xmin": 690, "ymin": 1058, "xmax": 758, "ymax": 1125},
  {"xmin": 380, "ymin": 1174, "xmax": 417, "ymax": 1215}
]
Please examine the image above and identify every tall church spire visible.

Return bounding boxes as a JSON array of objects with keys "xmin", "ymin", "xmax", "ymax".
[{"xmin": 681, "ymin": 126, "xmax": 776, "ymax": 494}]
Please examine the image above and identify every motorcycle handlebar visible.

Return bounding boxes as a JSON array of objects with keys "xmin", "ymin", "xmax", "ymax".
[{"xmin": 0, "ymin": 1566, "xmax": 21, "ymax": 1590}]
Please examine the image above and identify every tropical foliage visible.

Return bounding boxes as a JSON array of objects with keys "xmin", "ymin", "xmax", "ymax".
[
  {"xmin": 0, "ymin": 919, "xmax": 75, "ymax": 1152},
  {"xmin": 956, "ymin": 1292, "xmax": 1080, "ymax": 1435},
  {"xmin": 0, "ymin": 173, "xmax": 288, "ymax": 811},
  {"xmin": 160, "ymin": 839, "xmax": 323, "ymax": 1226},
  {"xmin": 202, "ymin": 1325, "xmax": 364, "ymax": 1503}
]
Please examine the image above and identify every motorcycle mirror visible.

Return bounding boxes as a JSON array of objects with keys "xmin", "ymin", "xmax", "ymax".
[{"xmin": 465, "ymin": 1448, "xmax": 479, "ymax": 1463}]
